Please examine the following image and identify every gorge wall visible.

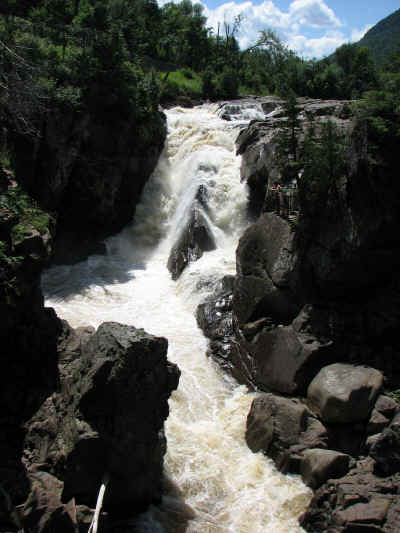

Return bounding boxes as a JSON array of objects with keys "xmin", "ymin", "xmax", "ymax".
[
  {"xmin": 197, "ymin": 97, "xmax": 400, "ymax": 533},
  {"xmin": 12, "ymin": 106, "xmax": 167, "ymax": 263},
  {"xmin": 0, "ymin": 107, "xmax": 177, "ymax": 532}
]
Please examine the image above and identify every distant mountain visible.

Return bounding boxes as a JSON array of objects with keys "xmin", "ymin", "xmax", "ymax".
[{"xmin": 357, "ymin": 9, "xmax": 400, "ymax": 65}]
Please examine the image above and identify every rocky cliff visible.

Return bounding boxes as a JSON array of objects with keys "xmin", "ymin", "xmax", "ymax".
[
  {"xmin": 197, "ymin": 96, "xmax": 400, "ymax": 532},
  {"xmin": 0, "ymin": 105, "xmax": 177, "ymax": 531},
  {"xmin": 12, "ymin": 106, "xmax": 166, "ymax": 263}
]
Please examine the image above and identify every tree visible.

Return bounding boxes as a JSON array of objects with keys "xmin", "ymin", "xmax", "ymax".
[{"xmin": 274, "ymin": 90, "xmax": 303, "ymax": 181}]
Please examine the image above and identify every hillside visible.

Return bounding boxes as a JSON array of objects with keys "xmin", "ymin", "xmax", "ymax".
[{"xmin": 357, "ymin": 8, "xmax": 400, "ymax": 64}]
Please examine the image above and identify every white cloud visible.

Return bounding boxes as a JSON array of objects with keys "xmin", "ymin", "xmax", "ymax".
[
  {"xmin": 289, "ymin": 0, "xmax": 341, "ymax": 29},
  {"xmin": 157, "ymin": 0, "xmax": 361, "ymax": 58},
  {"xmin": 289, "ymin": 31, "xmax": 347, "ymax": 58},
  {"xmin": 350, "ymin": 24, "xmax": 372, "ymax": 42},
  {"xmin": 202, "ymin": 0, "xmax": 344, "ymax": 55}
]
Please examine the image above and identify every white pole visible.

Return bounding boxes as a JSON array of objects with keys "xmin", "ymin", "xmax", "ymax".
[{"xmin": 88, "ymin": 474, "xmax": 109, "ymax": 533}]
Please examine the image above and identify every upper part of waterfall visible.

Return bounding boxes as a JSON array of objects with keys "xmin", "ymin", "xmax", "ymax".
[{"xmin": 42, "ymin": 102, "xmax": 310, "ymax": 533}]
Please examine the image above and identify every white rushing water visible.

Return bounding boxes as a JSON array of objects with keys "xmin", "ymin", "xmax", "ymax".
[{"xmin": 42, "ymin": 104, "xmax": 311, "ymax": 533}]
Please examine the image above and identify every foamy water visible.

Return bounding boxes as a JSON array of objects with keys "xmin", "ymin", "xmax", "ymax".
[{"xmin": 42, "ymin": 103, "xmax": 311, "ymax": 532}]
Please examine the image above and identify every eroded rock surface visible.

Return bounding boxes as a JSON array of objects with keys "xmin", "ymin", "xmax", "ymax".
[
  {"xmin": 24, "ymin": 322, "xmax": 180, "ymax": 517},
  {"xmin": 167, "ymin": 201, "xmax": 216, "ymax": 280}
]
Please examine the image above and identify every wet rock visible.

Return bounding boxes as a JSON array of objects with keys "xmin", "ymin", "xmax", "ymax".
[
  {"xmin": 195, "ymin": 184, "xmax": 209, "ymax": 212},
  {"xmin": 196, "ymin": 276, "xmax": 255, "ymax": 387},
  {"xmin": 307, "ymin": 364, "xmax": 384, "ymax": 424},
  {"xmin": 300, "ymin": 448, "xmax": 351, "ymax": 490},
  {"xmin": 167, "ymin": 204, "xmax": 216, "ymax": 280}
]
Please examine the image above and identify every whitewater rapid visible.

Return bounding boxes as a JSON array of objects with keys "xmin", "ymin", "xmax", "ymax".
[{"xmin": 42, "ymin": 104, "xmax": 311, "ymax": 533}]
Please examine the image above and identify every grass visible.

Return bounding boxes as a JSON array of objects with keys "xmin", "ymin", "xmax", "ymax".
[{"xmin": 160, "ymin": 68, "xmax": 202, "ymax": 101}]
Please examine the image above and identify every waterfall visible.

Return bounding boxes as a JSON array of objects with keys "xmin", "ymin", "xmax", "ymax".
[{"xmin": 42, "ymin": 103, "xmax": 311, "ymax": 533}]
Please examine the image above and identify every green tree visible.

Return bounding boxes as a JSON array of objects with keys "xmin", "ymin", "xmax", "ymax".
[{"xmin": 274, "ymin": 90, "xmax": 302, "ymax": 181}]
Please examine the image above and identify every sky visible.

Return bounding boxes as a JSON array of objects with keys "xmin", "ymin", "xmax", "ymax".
[{"xmin": 160, "ymin": 0, "xmax": 400, "ymax": 58}]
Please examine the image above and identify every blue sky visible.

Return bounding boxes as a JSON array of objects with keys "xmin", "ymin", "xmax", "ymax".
[{"xmin": 160, "ymin": 0, "xmax": 399, "ymax": 58}]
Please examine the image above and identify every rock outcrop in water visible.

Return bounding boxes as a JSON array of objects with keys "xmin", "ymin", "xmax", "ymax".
[
  {"xmin": 167, "ymin": 192, "xmax": 216, "ymax": 280},
  {"xmin": 196, "ymin": 96, "xmax": 400, "ymax": 532}
]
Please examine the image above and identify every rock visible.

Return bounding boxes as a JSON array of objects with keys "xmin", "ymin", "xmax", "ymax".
[
  {"xmin": 307, "ymin": 364, "xmax": 384, "ymax": 424},
  {"xmin": 373, "ymin": 395, "xmax": 399, "ymax": 419},
  {"xmin": 246, "ymin": 393, "xmax": 329, "ymax": 475},
  {"xmin": 22, "ymin": 470, "xmax": 77, "ymax": 533},
  {"xmin": 245, "ymin": 393, "xmax": 308, "ymax": 472},
  {"xmin": 167, "ymin": 204, "xmax": 216, "ymax": 280},
  {"xmin": 300, "ymin": 448, "xmax": 351, "ymax": 489},
  {"xmin": 300, "ymin": 459, "xmax": 400, "ymax": 533},
  {"xmin": 367, "ymin": 410, "xmax": 390, "ymax": 436},
  {"xmin": 233, "ymin": 213, "xmax": 300, "ymax": 325},
  {"xmin": 24, "ymin": 322, "xmax": 180, "ymax": 516},
  {"xmin": 246, "ymin": 323, "xmax": 335, "ymax": 395},
  {"xmin": 196, "ymin": 276, "xmax": 255, "ymax": 388},
  {"xmin": 369, "ymin": 413, "xmax": 400, "ymax": 475}
]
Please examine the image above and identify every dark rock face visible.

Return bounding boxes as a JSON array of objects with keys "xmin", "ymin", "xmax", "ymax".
[
  {"xmin": 300, "ymin": 458, "xmax": 400, "ymax": 533},
  {"xmin": 201, "ymin": 97, "xmax": 400, "ymax": 533},
  {"xmin": 0, "ymin": 210, "xmax": 61, "ymax": 510},
  {"xmin": 245, "ymin": 393, "xmax": 328, "ymax": 473},
  {"xmin": 369, "ymin": 412, "xmax": 400, "ymax": 475},
  {"xmin": 20, "ymin": 321, "xmax": 180, "ymax": 530},
  {"xmin": 12, "ymin": 109, "xmax": 167, "ymax": 263},
  {"xmin": 167, "ymin": 202, "xmax": 216, "ymax": 280},
  {"xmin": 236, "ymin": 97, "xmax": 353, "ymax": 218},
  {"xmin": 196, "ymin": 276, "xmax": 255, "ymax": 387}
]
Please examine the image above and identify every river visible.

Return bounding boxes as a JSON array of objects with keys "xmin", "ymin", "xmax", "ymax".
[{"xmin": 42, "ymin": 103, "xmax": 311, "ymax": 533}]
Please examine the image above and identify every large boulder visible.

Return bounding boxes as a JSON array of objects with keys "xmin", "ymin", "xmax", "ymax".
[
  {"xmin": 245, "ymin": 393, "xmax": 328, "ymax": 473},
  {"xmin": 24, "ymin": 322, "xmax": 180, "ymax": 516},
  {"xmin": 233, "ymin": 213, "xmax": 300, "ymax": 326},
  {"xmin": 245, "ymin": 323, "xmax": 335, "ymax": 395},
  {"xmin": 167, "ymin": 202, "xmax": 216, "ymax": 280},
  {"xmin": 307, "ymin": 363, "xmax": 384, "ymax": 424},
  {"xmin": 300, "ymin": 448, "xmax": 351, "ymax": 490}
]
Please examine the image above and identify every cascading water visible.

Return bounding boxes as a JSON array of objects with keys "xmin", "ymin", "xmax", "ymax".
[{"xmin": 42, "ymin": 104, "xmax": 311, "ymax": 532}]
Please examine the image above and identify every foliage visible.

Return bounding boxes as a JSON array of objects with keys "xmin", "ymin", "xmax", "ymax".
[
  {"xmin": 0, "ymin": 186, "xmax": 50, "ymax": 236},
  {"xmin": 388, "ymin": 389, "xmax": 400, "ymax": 404},
  {"xmin": 160, "ymin": 68, "xmax": 202, "ymax": 102},
  {"xmin": 273, "ymin": 91, "xmax": 303, "ymax": 182}
]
